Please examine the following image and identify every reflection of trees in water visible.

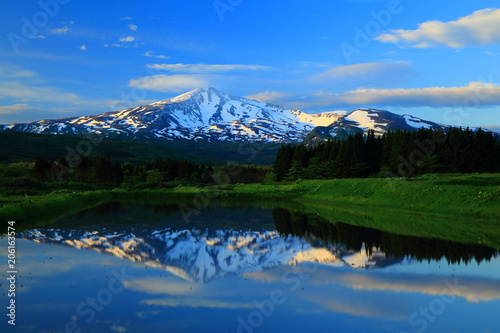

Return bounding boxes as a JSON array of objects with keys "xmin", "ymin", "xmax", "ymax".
[
  {"xmin": 78, "ymin": 201, "xmax": 182, "ymax": 216},
  {"xmin": 273, "ymin": 208, "xmax": 498, "ymax": 265}
]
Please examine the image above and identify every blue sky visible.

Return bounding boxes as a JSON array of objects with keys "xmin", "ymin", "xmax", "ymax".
[{"xmin": 1, "ymin": 0, "xmax": 500, "ymax": 129}]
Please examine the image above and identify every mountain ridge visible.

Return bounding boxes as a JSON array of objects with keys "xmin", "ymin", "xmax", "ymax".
[
  {"xmin": 0, "ymin": 87, "xmax": 486, "ymax": 144},
  {"xmin": 0, "ymin": 88, "xmax": 345, "ymax": 143}
]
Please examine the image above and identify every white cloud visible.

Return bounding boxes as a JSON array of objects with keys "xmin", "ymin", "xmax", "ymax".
[
  {"xmin": 119, "ymin": 36, "xmax": 135, "ymax": 42},
  {"xmin": 51, "ymin": 26, "xmax": 71, "ymax": 34},
  {"xmin": 29, "ymin": 35, "xmax": 46, "ymax": 39},
  {"xmin": 0, "ymin": 81, "xmax": 80, "ymax": 103},
  {"xmin": 128, "ymin": 24, "xmax": 138, "ymax": 31},
  {"xmin": 79, "ymin": 44, "xmax": 87, "ymax": 51},
  {"xmin": 250, "ymin": 82, "xmax": 500, "ymax": 109},
  {"xmin": 0, "ymin": 104, "xmax": 40, "ymax": 115},
  {"xmin": 245, "ymin": 91, "xmax": 293, "ymax": 104},
  {"xmin": 376, "ymin": 8, "xmax": 500, "ymax": 48},
  {"xmin": 0, "ymin": 67, "xmax": 38, "ymax": 79},
  {"xmin": 128, "ymin": 74, "xmax": 207, "ymax": 92},
  {"xmin": 332, "ymin": 81, "xmax": 500, "ymax": 106},
  {"xmin": 147, "ymin": 63, "xmax": 269, "ymax": 73},
  {"xmin": 142, "ymin": 51, "xmax": 169, "ymax": 59},
  {"xmin": 121, "ymin": 17, "xmax": 133, "ymax": 20}
]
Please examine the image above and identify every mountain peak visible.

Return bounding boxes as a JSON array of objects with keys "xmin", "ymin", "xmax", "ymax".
[
  {"xmin": 0, "ymin": 88, "xmax": 463, "ymax": 143},
  {"xmin": 151, "ymin": 87, "xmax": 220, "ymax": 105}
]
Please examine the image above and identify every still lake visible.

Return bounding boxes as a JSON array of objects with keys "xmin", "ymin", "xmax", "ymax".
[{"xmin": 1, "ymin": 200, "xmax": 499, "ymax": 333}]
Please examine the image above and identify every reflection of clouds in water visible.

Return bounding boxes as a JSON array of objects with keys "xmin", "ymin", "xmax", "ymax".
[
  {"xmin": 124, "ymin": 277, "xmax": 197, "ymax": 296},
  {"xmin": 125, "ymin": 275, "xmax": 257, "ymax": 310},
  {"xmin": 245, "ymin": 265, "xmax": 500, "ymax": 303},
  {"xmin": 302, "ymin": 288, "xmax": 412, "ymax": 320},
  {"xmin": 0, "ymin": 239, "xmax": 130, "ymax": 278}
]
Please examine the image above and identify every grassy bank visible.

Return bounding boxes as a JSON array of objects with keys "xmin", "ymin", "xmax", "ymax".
[
  {"xmin": 170, "ymin": 174, "xmax": 500, "ymax": 219},
  {"xmin": 0, "ymin": 190, "xmax": 113, "ymax": 231},
  {"xmin": 1, "ymin": 174, "xmax": 499, "ymax": 248}
]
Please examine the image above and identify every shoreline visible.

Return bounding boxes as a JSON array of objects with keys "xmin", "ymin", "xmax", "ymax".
[{"xmin": 1, "ymin": 174, "xmax": 499, "ymax": 249}]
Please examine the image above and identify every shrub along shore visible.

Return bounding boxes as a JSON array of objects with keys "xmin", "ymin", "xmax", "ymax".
[{"xmin": 1, "ymin": 174, "xmax": 499, "ymax": 249}]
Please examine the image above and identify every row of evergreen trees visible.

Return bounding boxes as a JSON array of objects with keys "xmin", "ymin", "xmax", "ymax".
[
  {"xmin": 274, "ymin": 128, "xmax": 500, "ymax": 181},
  {"xmin": 33, "ymin": 156, "xmax": 268, "ymax": 188}
]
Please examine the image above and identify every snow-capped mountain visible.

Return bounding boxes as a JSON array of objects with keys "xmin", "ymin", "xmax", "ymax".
[
  {"xmin": 20, "ymin": 227, "xmax": 397, "ymax": 283},
  {"xmin": 0, "ymin": 88, "xmax": 344, "ymax": 143},
  {"xmin": 0, "ymin": 87, "xmax": 450, "ymax": 143},
  {"xmin": 304, "ymin": 108, "xmax": 448, "ymax": 145}
]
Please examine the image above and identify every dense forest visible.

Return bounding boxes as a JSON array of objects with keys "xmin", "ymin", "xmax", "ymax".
[
  {"xmin": 273, "ymin": 127, "xmax": 500, "ymax": 181},
  {"xmin": 30, "ymin": 156, "xmax": 267, "ymax": 189},
  {"xmin": 3, "ymin": 127, "xmax": 499, "ymax": 193}
]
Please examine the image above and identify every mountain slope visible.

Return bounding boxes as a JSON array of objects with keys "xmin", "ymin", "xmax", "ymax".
[
  {"xmin": 0, "ymin": 88, "xmax": 345, "ymax": 143},
  {"xmin": 304, "ymin": 108, "xmax": 448, "ymax": 145},
  {"xmin": 1, "ymin": 88, "xmax": 480, "ymax": 147}
]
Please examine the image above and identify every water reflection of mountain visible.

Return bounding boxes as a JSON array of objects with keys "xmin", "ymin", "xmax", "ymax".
[
  {"xmin": 273, "ymin": 208, "xmax": 498, "ymax": 265},
  {"xmin": 22, "ymin": 227, "xmax": 351, "ymax": 283},
  {"xmin": 20, "ymin": 202, "xmax": 498, "ymax": 283}
]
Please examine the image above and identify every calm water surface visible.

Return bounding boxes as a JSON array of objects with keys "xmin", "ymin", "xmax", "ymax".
[{"xmin": 1, "ymin": 201, "xmax": 499, "ymax": 333}]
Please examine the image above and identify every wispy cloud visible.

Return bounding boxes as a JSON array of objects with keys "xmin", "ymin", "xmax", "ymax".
[
  {"xmin": 376, "ymin": 8, "xmax": 500, "ymax": 48},
  {"xmin": 121, "ymin": 17, "xmax": 133, "ymax": 21},
  {"xmin": 310, "ymin": 62, "xmax": 413, "ymax": 82},
  {"xmin": 79, "ymin": 44, "xmax": 87, "ymax": 51},
  {"xmin": 0, "ymin": 66, "xmax": 38, "ymax": 79},
  {"xmin": 0, "ymin": 104, "xmax": 40, "ymax": 115},
  {"xmin": 142, "ymin": 51, "xmax": 169, "ymax": 59},
  {"xmin": 128, "ymin": 24, "xmax": 138, "ymax": 31},
  {"xmin": 128, "ymin": 74, "xmax": 207, "ymax": 92},
  {"xmin": 246, "ymin": 91, "xmax": 294, "ymax": 103},
  {"xmin": 250, "ymin": 82, "xmax": 500, "ymax": 109},
  {"xmin": 309, "ymin": 62, "xmax": 415, "ymax": 90},
  {"xmin": 29, "ymin": 35, "xmax": 46, "ymax": 39},
  {"xmin": 147, "ymin": 63, "xmax": 269, "ymax": 73},
  {"xmin": 0, "ymin": 81, "xmax": 80, "ymax": 103},
  {"xmin": 119, "ymin": 36, "xmax": 135, "ymax": 42}
]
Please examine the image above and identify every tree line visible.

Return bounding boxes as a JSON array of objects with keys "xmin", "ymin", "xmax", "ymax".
[
  {"xmin": 33, "ymin": 156, "xmax": 267, "ymax": 188},
  {"xmin": 273, "ymin": 127, "xmax": 500, "ymax": 181}
]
